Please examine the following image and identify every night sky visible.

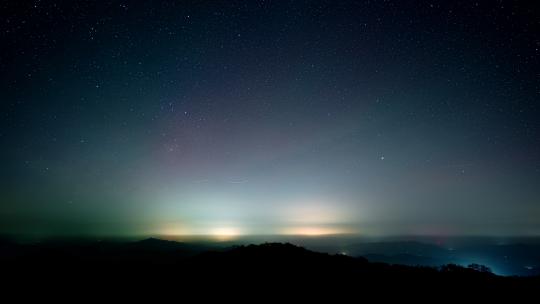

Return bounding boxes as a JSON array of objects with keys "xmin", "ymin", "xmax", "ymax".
[{"xmin": 1, "ymin": 0, "xmax": 539, "ymax": 238}]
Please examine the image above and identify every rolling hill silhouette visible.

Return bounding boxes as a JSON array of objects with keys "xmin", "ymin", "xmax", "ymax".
[{"xmin": 1, "ymin": 238, "xmax": 538, "ymax": 298}]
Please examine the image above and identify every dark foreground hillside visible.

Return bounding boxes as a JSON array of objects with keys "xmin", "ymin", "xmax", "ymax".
[{"xmin": 1, "ymin": 238, "xmax": 538, "ymax": 299}]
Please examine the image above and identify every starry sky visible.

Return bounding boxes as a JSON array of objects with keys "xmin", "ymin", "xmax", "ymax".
[{"xmin": 1, "ymin": 0, "xmax": 539, "ymax": 238}]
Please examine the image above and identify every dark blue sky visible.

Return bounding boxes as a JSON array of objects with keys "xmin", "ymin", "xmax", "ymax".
[{"xmin": 1, "ymin": 0, "xmax": 539, "ymax": 238}]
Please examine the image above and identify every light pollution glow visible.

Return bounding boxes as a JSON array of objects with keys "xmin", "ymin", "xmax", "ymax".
[
  {"xmin": 148, "ymin": 190, "xmax": 359, "ymax": 238},
  {"xmin": 2, "ymin": 1, "xmax": 539, "ymax": 239}
]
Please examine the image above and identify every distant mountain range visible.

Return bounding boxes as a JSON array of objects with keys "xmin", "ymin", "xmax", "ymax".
[
  {"xmin": 2, "ymin": 236, "xmax": 539, "ymax": 276},
  {"xmin": 1, "ymin": 237, "xmax": 539, "ymax": 297},
  {"xmin": 1, "ymin": 235, "xmax": 539, "ymax": 302}
]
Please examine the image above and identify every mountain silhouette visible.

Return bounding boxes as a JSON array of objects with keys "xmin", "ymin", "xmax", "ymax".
[{"xmin": 1, "ymin": 238, "xmax": 538, "ymax": 298}]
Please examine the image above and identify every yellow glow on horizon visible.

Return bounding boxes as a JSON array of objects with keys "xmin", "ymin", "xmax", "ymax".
[
  {"xmin": 158, "ymin": 225, "xmax": 190, "ymax": 236},
  {"xmin": 280, "ymin": 226, "xmax": 348, "ymax": 236},
  {"xmin": 157, "ymin": 225, "xmax": 243, "ymax": 240},
  {"xmin": 209, "ymin": 227, "xmax": 242, "ymax": 241}
]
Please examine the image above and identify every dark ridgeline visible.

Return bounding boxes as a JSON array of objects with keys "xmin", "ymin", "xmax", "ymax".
[{"xmin": 1, "ymin": 238, "xmax": 538, "ymax": 298}]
